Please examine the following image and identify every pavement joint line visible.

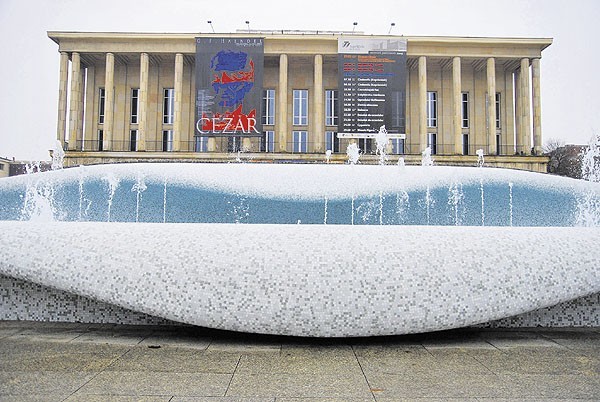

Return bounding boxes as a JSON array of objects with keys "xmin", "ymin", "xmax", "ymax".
[
  {"xmin": 223, "ymin": 353, "xmax": 243, "ymax": 397},
  {"xmin": 64, "ymin": 343, "xmax": 134, "ymax": 399},
  {"xmin": 351, "ymin": 344, "xmax": 378, "ymax": 402}
]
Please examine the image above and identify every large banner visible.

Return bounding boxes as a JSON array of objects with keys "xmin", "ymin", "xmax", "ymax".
[
  {"xmin": 195, "ymin": 37, "xmax": 264, "ymax": 137},
  {"xmin": 338, "ymin": 38, "xmax": 407, "ymax": 136}
]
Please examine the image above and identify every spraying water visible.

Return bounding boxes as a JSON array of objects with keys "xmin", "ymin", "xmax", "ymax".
[
  {"xmin": 131, "ymin": 175, "xmax": 147, "ymax": 223},
  {"xmin": 509, "ymin": 182, "xmax": 514, "ymax": 227},
  {"xmin": 163, "ymin": 180, "xmax": 168, "ymax": 223},
  {"xmin": 51, "ymin": 141, "xmax": 65, "ymax": 171},
  {"xmin": 576, "ymin": 135, "xmax": 600, "ymax": 226},
  {"xmin": 379, "ymin": 191, "xmax": 384, "ymax": 225},
  {"xmin": 103, "ymin": 174, "xmax": 120, "ymax": 222},
  {"xmin": 476, "ymin": 149, "xmax": 485, "ymax": 167},
  {"xmin": 324, "ymin": 197, "xmax": 328, "ymax": 224},
  {"xmin": 421, "ymin": 147, "xmax": 433, "ymax": 166},
  {"xmin": 346, "ymin": 143, "xmax": 361, "ymax": 165},
  {"xmin": 480, "ymin": 179, "xmax": 485, "ymax": 226},
  {"xmin": 448, "ymin": 181, "xmax": 464, "ymax": 226},
  {"xmin": 375, "ymin": 125, "xmax": 389, "ymax": 166}
]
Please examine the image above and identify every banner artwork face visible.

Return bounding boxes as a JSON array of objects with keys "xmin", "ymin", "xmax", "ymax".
[
  {"xmin": 195, "ymin": 37, "xmax": 264, "ymax": 137},
  {"xmin": 338, "ymin": 38, "xmax": 407, "ymax": 136}
]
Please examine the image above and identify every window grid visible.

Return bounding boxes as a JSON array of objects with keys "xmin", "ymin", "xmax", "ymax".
[
  {"xmin": 163, "ymin": 88, "xmax": 174, "ymax": 124},
  {"xmin": 427, "ymin": 91, "xmax": 437, "ymax": 128},
  {"xmin": 428, "ymin": 133, "xmax": 437, "ymax": 155},
  {"xmin": 130, "ymin": 129, "xmax": 138, "ymax": 152},
  {"xmin": 262, "ymin": 89, "xmax": 275, "ymax": 125},
  {"xmin": 261, "ymin": 131, "xmax": 275, "ymax": 152},
  {"xmin": 293, "ymin": 90, "xmax": 308, "ymax": 126},
  {"xmin": 98, "ymin": 88, "xmax": 106, "ymax": 124},
  {"xmin": 325, "ymin": 131, "xmax": 339, "ymax": 153},
  {"xmin": 131, "ymin": 89, "xmax": 139, "ymax": 124},
  {"xmin": 292, "ymin": 130, "xmax": 308, "ymax": 153},
  {"xmin": 162, "ymin": 130, "xmax": 173, "ymax": 152},
  {"xmin": 495, "ymin": 93, "xmax": 501, "ymax": 129},
  {"xmin": 325, "ymin": 90, "xmax": 338, "ymax": 126},
  {"xmin": 461, "ymin": 92, "xmax": 469, "ymax": 128},
  {"xmin": 391, "ymin": 138, "xmax": 405, "ymax": 155},
  {"xmin": 195, "ymin": 137, "xmax": 208, "ymax": 152}
]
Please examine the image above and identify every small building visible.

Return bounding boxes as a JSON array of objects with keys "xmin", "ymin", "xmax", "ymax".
[
  {"xmin": 48, "ymin": 30, "xmax": 551, "ymax": 171},
  {"xmin": 0, "ymin": 157, "xmax": 10, "ymax": 178}
]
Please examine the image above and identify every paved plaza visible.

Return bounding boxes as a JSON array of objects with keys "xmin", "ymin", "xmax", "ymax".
[{"xmin": 0, "ymin": 321, "xmax": 598, "ymax": 401}]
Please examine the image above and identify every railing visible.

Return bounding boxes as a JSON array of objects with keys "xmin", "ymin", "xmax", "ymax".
[{"xmin": 73, "ymin": 139, "xmax": 539, "ymax": 156}]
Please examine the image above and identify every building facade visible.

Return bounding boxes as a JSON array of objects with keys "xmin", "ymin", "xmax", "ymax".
[{"xmin": 49, "ymin": 31, "xmax": 551, "ymax": 171}]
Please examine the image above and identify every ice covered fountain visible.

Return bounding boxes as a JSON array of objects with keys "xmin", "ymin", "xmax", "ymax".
[{"xmin": 0, "ymin": 137, "xmax": 599, "ymax": 337}]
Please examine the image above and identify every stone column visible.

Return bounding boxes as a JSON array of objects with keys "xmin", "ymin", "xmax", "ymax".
[
  {"xmin": 173, "ymin": 53, "xmax": 184, "ymax": 152},
  {"xmin": 312, "ymin": 54, "xmax": 324, "ymax": 153},
  {"xmin": 520, "ymin": 58, "xmax": 531, "ymax": 154},
  {"xmin": 56, "ymin": 52, "xmax": 69, "ymax": 147},
  {"xmin": 138, "ymin": 53, "xmax": 149, "ymax": 151},
  {"xmin": 277, "ymin": 54, "xmax": 288, "ymax": 152},
  {"xmin": 103, "ymin": 52, "xmax": 115, "ymax": 151},
  {"xmin": 532, "ymin": 58, "xmax": 542, "ymax": 154},
  {"xmin": 486, "ymin": 57, "xmax": 497, "ymax": 155},
  {"xmin": 68, "ymin": 52, "xmax": 81, "ymax": 150},
  {"xmin": 77, "ymin": 66, "xmax": 85, "ymax": 149},
  {"xmin": 418, "ymin": 56, "xmax": 427, "ymax": 151},
  {"xmin": 452, "ymin": 57, "xmax": 462, "ymax": 154},
  {"xmin": 504, "ymin": 70, "xmax": 516, "ymax": 154},
  {"xmin": 514, "ymin": 70, "xmax": 522, "ymax": 153}
]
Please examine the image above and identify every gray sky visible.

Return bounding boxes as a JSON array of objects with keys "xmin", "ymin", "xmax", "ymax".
[{"xmin": 1, "ymin": 0, "xmax": 599, "ymax": 160}]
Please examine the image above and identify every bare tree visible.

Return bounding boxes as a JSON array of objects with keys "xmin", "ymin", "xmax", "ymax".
[
  {"xmin": 543, "ymin": 139, "xmax": 581, "ymax": 178},
  {"xmin": 542, "ymin": 138, "xmax": 565, "ymax": 154}
]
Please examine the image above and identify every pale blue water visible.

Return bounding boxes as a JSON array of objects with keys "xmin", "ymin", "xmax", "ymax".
[{"xmin": 0, "ymin": 177, "xmax": 579, "ymax": 226}]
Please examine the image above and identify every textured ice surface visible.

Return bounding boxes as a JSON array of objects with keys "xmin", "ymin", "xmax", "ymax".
[{"xmin": 1, "ymin": 221, "xmax": 598, "ymax": 337}]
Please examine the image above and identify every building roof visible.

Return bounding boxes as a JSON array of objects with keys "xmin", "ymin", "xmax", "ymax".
[{"xmin": 48, "ymin": 31, "xmax": 552, "ymax": 60}]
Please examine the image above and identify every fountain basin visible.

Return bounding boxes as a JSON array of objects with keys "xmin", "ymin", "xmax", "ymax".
[
  {"xmin": 1, "ymin": 221, "xmax": 598, "ymax": 337},
  {"xmin": 1, "ymin": 163, "xmax": 599, "ymax": 336}
]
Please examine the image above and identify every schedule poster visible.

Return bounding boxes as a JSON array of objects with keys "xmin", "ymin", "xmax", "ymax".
[{"xmin": 338, "ymin": 38, "xmax": 407, "ymax": 135}]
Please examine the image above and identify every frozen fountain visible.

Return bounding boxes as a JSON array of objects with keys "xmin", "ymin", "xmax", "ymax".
[{"xmin": 1, "ymin": 151, "xmax": 599, "ymax": 336}]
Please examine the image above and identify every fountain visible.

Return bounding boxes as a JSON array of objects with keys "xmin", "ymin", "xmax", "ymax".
[
  {"xmin": 0, "ymin": 158, "xmax": 599, "ymax": 337},
  {"xmin": 346, "ymin": 142, "xmax": 360, "ymax": 165}
]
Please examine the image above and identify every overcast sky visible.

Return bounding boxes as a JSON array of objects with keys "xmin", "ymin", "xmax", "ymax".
[{"xmin": 0, "ymin": 0, "xmax": 599, "ymax": 160}]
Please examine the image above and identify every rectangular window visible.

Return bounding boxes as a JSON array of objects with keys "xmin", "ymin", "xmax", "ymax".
[
  {"xmin": 391, "ymin": 91, "xmax": 406, "ymax": 132},
  {"xmin": 98, "ymin": 88, "xmax": 106, "ymax": 124},
  {"xmin": 325, "ymin": 131, "xmax": 340, "ymax": 153},
  {"xmin": 130, "ymin": 129, "xmax": 138, "ymax": 152},
  {"xmin": 293, "ymin": 89, "xmax": 308, "ymax": 125},
  {"xmin": 462, "ymin": 134, "xmax": 469, "ymax": 155},
  {"xmin": 261, "ymin": 131, "xmax": 275, "ymax": 152},
  {"xmin": 195, "ymin": 136, "xmax": 208, "ymax": 152},
  {"xmin": 325, "ymin": 90, "xmax": 338, "ymax": 126},
  {"xmin": 292, "ymin": 130, "xmax": 308, "ymax": 153},
  {"xmin": 97, "ymin": 130, "xmax": 104, "ymax": 151},
  {"xmin": 262, "ymin": 89, "xmax": 275, "ymax": 125},
  {"xmin": 359, "ymin": 139, "xmax": 373, "ymax": 154},
  {"xmin": 162, "ymin": 130, "xmax": 173, "ymax": 152},
  {"xmin": 130, "ymin": 89, "xmax": 139, "ymax": 124},
  {"xmin": 428, "ymin": 133, "xmax": 437, "ymax": 155},
  {"xmin": 0, "ymin": 163, "xmax": 4, "ymax": 171},
  {"xmin": 461, "ymin": 92, "xmax": 469, "ymax": 128},
  {"xmin": 496, "ymin": 134, "xmax": 501, "ymax": 156},
  {"xmin": 495, "ymin": 92, "xmax": 501, "ymax": 129},
  {"xmin": 391, "ymin": 138, "xmax": 405, "ymax": 155},
  {"xmin": 427, "ymin": 91, "xmax": 437, "ymax": 128},
  {"xmin": 163, "ymin": 88, "xmax": 174, "ymax": 124}
]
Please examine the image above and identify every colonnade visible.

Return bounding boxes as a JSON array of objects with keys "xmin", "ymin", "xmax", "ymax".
[{"xmin": 56, "ymin": 51, "xmax": 543, "ymax": 155}]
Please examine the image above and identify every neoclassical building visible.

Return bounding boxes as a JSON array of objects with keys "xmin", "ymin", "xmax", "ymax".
[{"xmin": 49, "ymin": 30, "xmax": 551, "ymax": 171}]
